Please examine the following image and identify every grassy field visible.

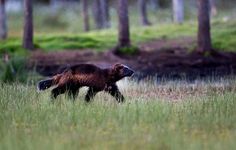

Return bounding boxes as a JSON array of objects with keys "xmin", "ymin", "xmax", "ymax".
[{"xmin": 0, "ymin": 79, "xmax": 236, "ymax": 150}]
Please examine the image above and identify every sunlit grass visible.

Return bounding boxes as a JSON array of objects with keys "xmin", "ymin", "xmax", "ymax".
[{"xmin": 0, "ymin": 79, "xmax": 236, "ymax": 149}]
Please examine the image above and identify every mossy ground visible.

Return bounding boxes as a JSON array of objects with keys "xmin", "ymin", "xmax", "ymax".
[{"xmin": 1, "ymin": 20, "xmax": 236, "ymax": 56}]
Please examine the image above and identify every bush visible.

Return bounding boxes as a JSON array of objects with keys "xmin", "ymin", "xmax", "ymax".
[
  {"xmin": 0, "ymin": 56, "xmax": 29, "ymax": 83},
  {"xmin": 117, "ymin": 46, "xmax": 139, "ymax": 55}
]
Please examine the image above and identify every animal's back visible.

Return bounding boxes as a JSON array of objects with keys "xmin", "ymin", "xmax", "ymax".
[
  {"xmin": 69, "ymin": 64, "xmax": 101, "ymax": 75},
  {"xmin": 67, "ymin": 64, "xmax": 107, "ymax": 88}
]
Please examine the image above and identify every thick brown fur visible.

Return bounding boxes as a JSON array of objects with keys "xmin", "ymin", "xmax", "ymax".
[{"xmin": 37, "ymin": 63, "xmax": 134, "ymax": 103}]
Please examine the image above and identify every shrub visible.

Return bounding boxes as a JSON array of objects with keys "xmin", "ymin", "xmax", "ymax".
[
  {"xmin": 0, "ymin": 56, "xmax": 28, "ymax": 83},
  {"xmin": 117, "ymin": 46, "xmax": 139, "ymax": 55}
]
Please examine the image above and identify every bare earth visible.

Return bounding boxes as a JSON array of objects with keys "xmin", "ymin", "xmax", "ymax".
[{"xmin": 29, "ymin": 37, "xmax": 236, "ymax": 80}]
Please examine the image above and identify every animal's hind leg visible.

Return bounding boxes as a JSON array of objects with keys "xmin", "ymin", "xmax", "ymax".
[
  {"xmin": 85, "ymin": 87, "xmax": 100, "ymax": 102},
  {"xmin": 51, "ymin": 85, "xmax": 67, "ymax": 99},
  {"xmin": 68, "ymin": 86, "xmax": 80, "ymax": 101}
]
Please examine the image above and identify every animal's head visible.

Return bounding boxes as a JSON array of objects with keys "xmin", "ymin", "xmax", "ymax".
[{"xmin": 110, "ymin": 63, "xmax": 134, "ymax": 82}]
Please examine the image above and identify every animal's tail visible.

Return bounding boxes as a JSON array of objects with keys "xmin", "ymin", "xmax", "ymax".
[
  {"xmin": 37, "ymin": 74, "xmax": 63, "ymax": 91},
  {"xmin": 37, "ymin": 78, "xmax": 54, "ymax": 91}
]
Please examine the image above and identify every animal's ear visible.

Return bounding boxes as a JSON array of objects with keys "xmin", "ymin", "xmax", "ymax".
[{"xmin": 113, "ymin": 63, "xmax": 123, "ymax": 72}]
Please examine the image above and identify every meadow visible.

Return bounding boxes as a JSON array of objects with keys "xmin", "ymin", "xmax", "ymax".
[{"xmin": 0, "ymin": 79, "xmax": 236, "ymax": 150}]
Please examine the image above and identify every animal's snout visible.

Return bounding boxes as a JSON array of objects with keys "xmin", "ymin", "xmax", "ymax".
[{"xmin": 124, "ymin": 67, "xmax": 134, "ymax": 76}]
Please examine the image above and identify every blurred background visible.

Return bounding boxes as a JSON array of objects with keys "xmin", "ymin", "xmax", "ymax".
[
  {"xmin": 4, "ymin": 0, "xmax": 236, "ymax": 34},
  {"xmin": 0, "ymin": 0, "xmax": 236, "ymax": 83}
]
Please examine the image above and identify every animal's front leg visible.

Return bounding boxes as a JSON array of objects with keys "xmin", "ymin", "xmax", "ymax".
[
  {"xmin": 106, "ymin": 84, "xmax": 125, "ymax": 103},
  {"xmin": 85, "ymin": 87, "xmax": 100, "ymax": 102}
]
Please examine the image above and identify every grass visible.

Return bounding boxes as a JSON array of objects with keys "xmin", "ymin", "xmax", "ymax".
[
  {"xmin": 0, "ymin": 79, "xmax": 236, "ymax": 149},
  {"xmin": 0, "ymin": 56, "xmax": 41, "ymax": 83},
  {"xmin": 212, "ymin": 20, "xmax": 236, "ymax": 51}
]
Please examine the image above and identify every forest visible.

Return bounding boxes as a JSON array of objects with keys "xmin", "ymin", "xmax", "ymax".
[{"xmin": 0, "ymin": 0, "xmax": 236, "ymax": 149}]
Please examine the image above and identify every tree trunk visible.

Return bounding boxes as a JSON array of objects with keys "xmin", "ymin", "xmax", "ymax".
[
  {"xmin": 100, "ymin": 0, "xmax": 110, "ymax": 28},
  {"xmin": 197, "ymin": 0, "xmax": 212, "ymax": 52},
  {"xmin": 104, "ymin": 0, "xmax": 110, "ymax": 27},
  {"xmin": 210, "ymin": 0, "xmax": 217, "ymax": 16},
  {"xmin": 172, "ymin": 0, "xmax": 184, "ymax": 24},
  {"xmin": 82, "ymin": 0, "xmax": 90, "ymax": 31},
  {"xmin": 138, "ymin": 0, "xmax": 151, "ymax": 26},
  {"xmin": 117, "ymin": 0, "xmax": 130, "ymax": 48},
  {"xmin": 0, "ymin": 0, "xmax": 7, "ymax": 40},
  {"xmin": 23, "ymin": 0, "xmax": 34, "ymax": 50},
  {"xmin": 92, "ymin": 0, "xmax": 103, "ymax": 29}
]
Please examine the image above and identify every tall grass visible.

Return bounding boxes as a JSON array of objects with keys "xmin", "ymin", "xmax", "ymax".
[{"xmin": 0, "ymin": 80, "xmax": 236, "ymax": 150}]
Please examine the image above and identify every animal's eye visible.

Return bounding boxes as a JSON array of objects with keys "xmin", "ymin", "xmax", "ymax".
[
  {"xmin": 116, "ymin": 66, "xmax": 123, "ymax": 72},
  {"xmin": 117, "ymin": 66, "xmax": 123, "ymax": 70}
]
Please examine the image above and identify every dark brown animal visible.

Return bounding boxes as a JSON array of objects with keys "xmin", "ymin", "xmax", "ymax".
[{"xmin": 37, "ymin": 63, "xmax": 134, "ymax": 103}]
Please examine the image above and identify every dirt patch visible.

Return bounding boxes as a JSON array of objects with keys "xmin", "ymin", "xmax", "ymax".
[
  {"xmin": 29, "ymin": 50, "xmax": 126, "ymax": 76},
  {"xmin": 29, "ymin": 37, "xmax": 236, "ymax": 81}
]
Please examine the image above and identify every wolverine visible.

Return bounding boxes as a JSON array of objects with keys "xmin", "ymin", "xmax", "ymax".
[{"xmin": 37, "ymin": 63, "xmax": 134, "ymax": 103}]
